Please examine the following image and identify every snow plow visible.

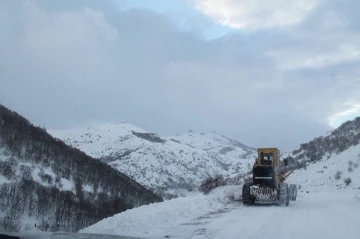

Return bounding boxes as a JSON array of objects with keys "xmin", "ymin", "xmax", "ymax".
[{"xmin": 242, "ymin": 148, "xmax": 297, "ymax": 206}]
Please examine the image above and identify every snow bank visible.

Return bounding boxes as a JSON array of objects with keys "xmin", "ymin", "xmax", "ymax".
[{"xmin": 80, "ymin": 185, "xmax": 241, "ymax": 238}]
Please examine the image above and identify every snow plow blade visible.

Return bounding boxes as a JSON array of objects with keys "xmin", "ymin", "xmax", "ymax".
[{"xmin": 250, "ymin": 186, "xmax": 277, "ymax": 203}]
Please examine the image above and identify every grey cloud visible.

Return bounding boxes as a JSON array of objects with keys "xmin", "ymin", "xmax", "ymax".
[
  {"xmin": 300, "ymin": 0, "xmax": 360, "ymax": 32},
  {"xmin": 1, "ymin": 0, "xmax": 358, "ymax": 151}
]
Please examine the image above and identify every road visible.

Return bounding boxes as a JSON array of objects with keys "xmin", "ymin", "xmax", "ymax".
[{"xmin": 167, "ymin": 192, "xmax": 360, "ymax": 239}]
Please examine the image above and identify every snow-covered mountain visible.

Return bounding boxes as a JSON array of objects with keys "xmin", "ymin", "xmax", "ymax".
[
  {"xmin": 51, "ymin": 122, "xmax": 148, "ymax": 159},
  {"xmin": 169, "ymin": 130, "xmax": 256, "ymax": 159},
  {"xmin": 0, "ymin": 104, "xmax": 162, "ymax": 233},
  {"xmin": 50, "ymin": 123, "xmax": 256, "ymax": 198}
]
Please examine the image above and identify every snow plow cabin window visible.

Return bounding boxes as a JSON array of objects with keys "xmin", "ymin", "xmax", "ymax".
[{"xmin": 260, "ymin": 153, "xmax": 273, "ymax": 165}]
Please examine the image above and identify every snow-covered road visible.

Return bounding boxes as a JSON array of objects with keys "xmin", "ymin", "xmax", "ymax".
[
  {"xmin": 160, "ymin": 193, "xmax": 360, "ymax": 239},
  {"xmin": 82, "ymin": 188, "xmax": 360, "ymax": 239}
]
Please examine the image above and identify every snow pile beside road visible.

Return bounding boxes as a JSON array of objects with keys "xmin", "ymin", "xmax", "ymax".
[{"xmin": 80, "ymin": 185, "xmax": 241, "ymax": 238}]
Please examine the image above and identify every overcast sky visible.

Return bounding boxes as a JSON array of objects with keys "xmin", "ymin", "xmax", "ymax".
[{"xmin": 1, "ymin": 0, "xmax": 360, "ymax": 151}]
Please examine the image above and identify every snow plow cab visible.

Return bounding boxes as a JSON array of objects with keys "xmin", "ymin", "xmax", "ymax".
[{"xmin": 242, "ymin": 148, "xmax": 297, "ymax": 206}]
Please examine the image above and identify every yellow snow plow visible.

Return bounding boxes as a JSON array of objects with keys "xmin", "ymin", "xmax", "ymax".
[{"xmin": 242, "ymin": 148, "xmax": 297, "ymax": 206}]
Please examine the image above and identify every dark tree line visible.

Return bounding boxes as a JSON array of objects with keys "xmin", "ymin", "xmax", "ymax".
[{"xmin": 0, "ymin": 104, "xmax": 163, "ymax": 232}]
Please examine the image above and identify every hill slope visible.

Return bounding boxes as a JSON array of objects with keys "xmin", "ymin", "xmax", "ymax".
[
  {"xmin": 287, "ymin": 143, "xmax": 360, "ymax": 193},
  {"xmin": 0, "ymin": 104, "xmax": 162, "ymax": 232},
  {"xmin": 284, "ymin": 116, "xmax": 360, "ymax": 169},
  {"xmin": 50, "ymin": 124, "xmax": 256, "ymax": 198},
  {"xmin": 280, "ymin": 116, "xmax": 360, "ymax": 193},
  {"xmin": 168, "ymin": 131, "xmax": 256, "ymax": 159}
]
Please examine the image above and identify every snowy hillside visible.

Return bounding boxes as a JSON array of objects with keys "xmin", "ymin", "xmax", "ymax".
[
  {"xmin": 287, "ymin": 144, "xmax": 360, "ymax": 193},
  {"xmin": 50, "ymin": 123, "xmax": 255, "ymax": 198},
  {"xmin": 0, "ymin": 105, "xmax": 162, "ymax": 233},
  {"xmin": 284, "ymin": 116, "xmax": 360, "ymax": 168},
  {"xmin": 280, "ymin": 117, "xmax": 360, "ymax": 194},
  {"xmin": 169, "ymin": 130, "xmax": 256, "ymax": 159}
]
